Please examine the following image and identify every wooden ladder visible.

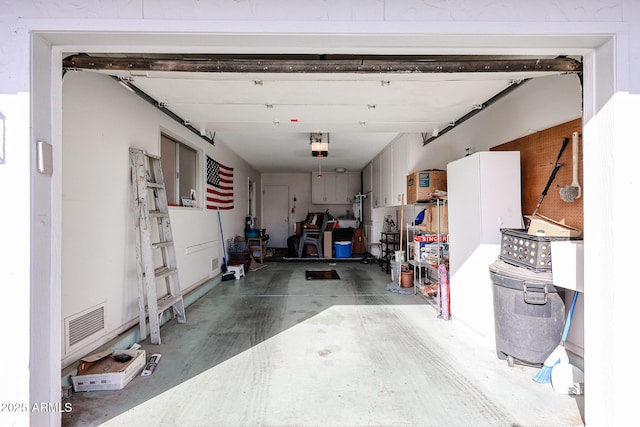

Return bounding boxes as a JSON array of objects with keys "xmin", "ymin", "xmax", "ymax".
[{"xmin": 130, "ymin": 148, "xmax": 186, "ymax": 345}]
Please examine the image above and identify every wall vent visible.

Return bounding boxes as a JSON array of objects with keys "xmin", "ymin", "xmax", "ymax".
[
  {"xmin": 211, "ymin": 257, "xmax": 219, "ymax": 271},
  {"xmin": 65, "ymin": 304, "xmax": 105, "ymax": 350}
]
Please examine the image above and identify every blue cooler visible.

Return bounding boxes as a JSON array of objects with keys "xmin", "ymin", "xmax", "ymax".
[{"xmin": 334, "ymin": 241, "xmax": 352, "ymax": 258}]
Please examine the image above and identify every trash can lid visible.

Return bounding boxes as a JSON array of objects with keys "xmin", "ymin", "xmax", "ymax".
[
  {"xmin": 490, "ymin": 259, "xmax": 553, "ymax": 284},
  {"xmin": 490, "ymin": 259, "xmax": 559, "ymax": 294}
]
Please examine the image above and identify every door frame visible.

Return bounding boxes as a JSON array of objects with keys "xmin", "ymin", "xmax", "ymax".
[{"xmin": 25, "ymin": 23, "xmax": 625, "ymax": 426}]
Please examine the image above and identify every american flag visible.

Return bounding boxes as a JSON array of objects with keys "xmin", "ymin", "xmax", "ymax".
[{"xmin": 206, "ymin": 155, "xmax": 234, "ymax": 210}]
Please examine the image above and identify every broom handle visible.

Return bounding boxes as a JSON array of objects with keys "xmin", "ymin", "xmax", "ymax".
[
  {"xmin": 397, "ymin": 194, "xmax": 404, "ymax": 285},
  {"xmin": 561, "ymin": 291, "xmax": 580, "ymax": 342},
  {"xmin": 217, "ymin": 208, "xmax": 228, "ymax": 268}
]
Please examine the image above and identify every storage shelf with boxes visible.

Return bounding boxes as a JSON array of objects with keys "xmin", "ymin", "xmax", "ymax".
[{"xmin": 405, "ymin": 168, "xmax": 450, "ymax": 316}]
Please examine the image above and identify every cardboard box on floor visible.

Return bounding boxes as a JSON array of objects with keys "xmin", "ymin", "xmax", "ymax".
[
  {"xmin": 323, "ymin": 230, "xmax": 332, "ymax": 258},
  {"xmin": 71, "ymin": 349, "xmax": 146, "ymax": 392},
  {"xmin": 352, "ymin": 228, "xmax": 366, "ymax": 254}
]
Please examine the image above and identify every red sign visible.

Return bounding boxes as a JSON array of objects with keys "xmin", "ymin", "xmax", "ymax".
[{"xmin": 414, "ymin": 234, "xmax": 448, "ymax": 243}]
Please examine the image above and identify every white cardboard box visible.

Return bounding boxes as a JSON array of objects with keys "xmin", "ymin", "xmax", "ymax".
[
  {"xmin": 525, "ymin": 214, "xmax": 582, "ymax": 237},
  {"xmin": 72, "ymin": 349, "xmax": 146, "ymax": 392}
]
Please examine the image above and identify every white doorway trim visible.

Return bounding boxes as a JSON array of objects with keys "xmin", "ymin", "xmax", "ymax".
[{"xmin": 29, "ymin": 24, "xmax": 625, "ymax": 426}]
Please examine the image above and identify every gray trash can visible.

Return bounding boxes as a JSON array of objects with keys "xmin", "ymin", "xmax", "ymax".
[{"xmin": 490, "ymin": 260, "xmax": 565, "ymax": 366}]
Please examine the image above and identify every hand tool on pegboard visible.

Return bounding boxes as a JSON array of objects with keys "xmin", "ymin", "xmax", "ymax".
[{"xmin": 531, "ymin": 137, "xmax": 570, "ymax": 219}]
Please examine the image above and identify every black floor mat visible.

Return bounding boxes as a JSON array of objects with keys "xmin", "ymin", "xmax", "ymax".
[{"xmin": 305, "ymin": 269, "xmax": 341, "ymax": 280}]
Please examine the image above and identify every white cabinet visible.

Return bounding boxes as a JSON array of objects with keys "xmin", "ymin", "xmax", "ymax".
[
  {"xmin": 362, "ymin": 162, "xmax": 373, "ymax": 222},
  {"xmin": 335, "ymin": 172, "xmax": 361, "ymax": 204},
  {"xmin": 392, "ymin": 138, "xmax": 409, "ymax": 205},
  {"xmin": 350, "ymin": 172, "xmax": 361, "ymax": 199},
  {"xmin": 311, "ymin": 172, "xmax": 334, "ymax": 204},
  {"xmin": 311, "ymin": 172, "xmax": 360, "ymax": 204},
  {"xmin": 363, "ymin": 161, "xmax": 373, "ymax": 194},
  {"xmin": 447, "ymin": 151, "xmax": 523, "ymax": 345},
  {"xmin": 370, "ymin": 138, "xmax": 409, "ymax": 207},
  {"xmin": 447, "ymin": 151, "xmax": 523, "ymax": 274},
  {"xmin": 372, "ymin": 156, "xmax": 381, "ymax": 208},
  {"xmin": 380, "ymin": 145, "xmax": 393, "ymax": 206}
]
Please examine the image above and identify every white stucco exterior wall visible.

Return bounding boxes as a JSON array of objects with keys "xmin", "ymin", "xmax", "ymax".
[
  {"xmin": 0, "ymin": 17, "xmax": 34, "ymax": 427},
  {"xmin": 0, "ymin": 1, "xmax": 638, "ymax": 426}
]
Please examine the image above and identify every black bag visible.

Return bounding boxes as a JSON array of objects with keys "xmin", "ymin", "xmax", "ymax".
[
  {"xmin": 287, "ymin": 235, "xmax": 300, "ymax": 257},
  {"xmin": 221, "ymin": 272, "xmax": 236, "ymax": 281}
]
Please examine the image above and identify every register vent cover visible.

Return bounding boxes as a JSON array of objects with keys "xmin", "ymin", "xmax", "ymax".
[{"xmin": 65, "ymin": 304, "xmax": 105, "ymax": 351}]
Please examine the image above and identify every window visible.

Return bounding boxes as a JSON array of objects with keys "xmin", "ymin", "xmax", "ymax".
[{"xmin": 160, "ymin": 133, "xmax": 198, "ymax": 207}]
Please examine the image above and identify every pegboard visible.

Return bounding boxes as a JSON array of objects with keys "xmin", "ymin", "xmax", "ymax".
[{"xmin": 491, "ymin": 118, "xmax": 583, "ymax": 231}]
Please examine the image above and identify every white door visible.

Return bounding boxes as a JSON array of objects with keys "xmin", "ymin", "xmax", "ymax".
[{"xmin": 263, "ymin": 185, "xmax": 289, "ymax": 248}]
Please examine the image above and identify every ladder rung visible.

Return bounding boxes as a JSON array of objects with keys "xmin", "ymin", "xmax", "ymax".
[
  {"xmin": 156, "ymin": 294, "xmax": 182, "ymax": 314},
  {"xmin": 155, "ymin": 266, "xmax": 177, "ymax": 279},
  {"xmin": 146, "ymin": 182, "xmax": 164, "ymax": 189},
  {"xmin": 152, "ymin": 241, "xmax": 174, "ymax": 249},
  {"xmin": 145, "ymin": 152, "xmax": 161, "ymax": 160},
  {"xmin": 149, "ymin": 211, "xmax": 169, "ymax": 218}
]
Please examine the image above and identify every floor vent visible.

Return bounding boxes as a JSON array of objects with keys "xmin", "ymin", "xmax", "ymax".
[{"xmin": 66, "ymin": 304, "xmax": 105, "ymax": 349}]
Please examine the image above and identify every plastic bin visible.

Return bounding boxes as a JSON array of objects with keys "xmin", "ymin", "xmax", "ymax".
[
  {"xmin": 390, "ymin": 260, "xmax": 400, "ymax": 282},
  {"xmin": 390, "ymin": 260, "xmax": 411, "ymax": 284},
  {"xmin": 490, "ymin": 260, "xmax": 565, "ymax": 366},
  {"xmin": 334, "ymin": 241, "xmax": 352, "ymax": 258},
  {"xmin": 400, "ymin": 271, "xmax": 413, "ymax": 288}
]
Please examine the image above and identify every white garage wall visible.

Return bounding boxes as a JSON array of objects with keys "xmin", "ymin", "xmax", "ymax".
[
  {"xmin": 408, "ymin": 73, "xmax": 583, "ymax": 170},
  {"xmin": 261, "ymin": 172, "xmax": 359, "ymax": 236},
  {"xmin": 369, "ymin": 72, "xmax": 582, "ymax": 263},
  {"xmin": 61, "ymin": 71, "xmax": 260, "ymax": 367}
]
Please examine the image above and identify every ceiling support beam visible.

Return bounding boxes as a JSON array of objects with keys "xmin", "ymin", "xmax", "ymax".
[
  {"xmin": 422, "ymin": 78, "xmax": 531, "ymax": 146},
  {"xmin": 113, "ymin": 76, "xmax": 216, "ymax": 146},
  {"xmin": 64, "ymin": 55, "xmax": 582, "ymax": 74}
]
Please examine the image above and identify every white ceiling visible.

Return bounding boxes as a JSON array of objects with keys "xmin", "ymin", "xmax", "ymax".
[{"xmin": 88, "ymin": 66, "xmax": 564, "ymax": 173}]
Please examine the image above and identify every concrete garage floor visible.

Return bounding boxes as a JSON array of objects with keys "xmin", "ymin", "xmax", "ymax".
[{"xmin": 62, "ymin": 261, "xmax": 584, "ymax": 427}]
